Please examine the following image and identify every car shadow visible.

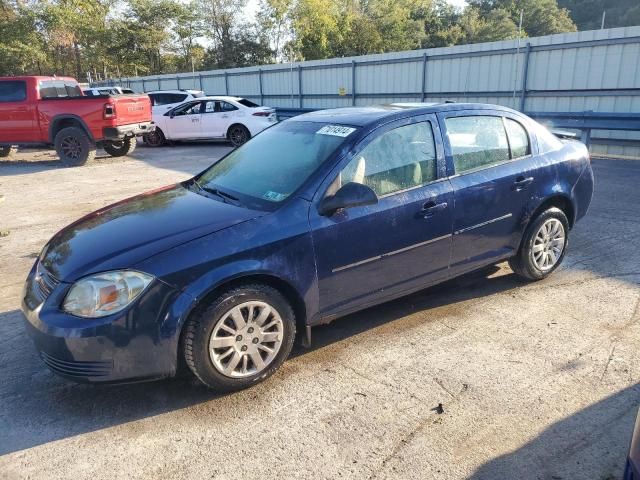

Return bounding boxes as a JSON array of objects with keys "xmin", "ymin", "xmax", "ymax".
[
  {"xmin": 468, "ymin": 383, "xmax": 640, "ymax": 479},
  {"xmin": 0, "ymin": 265, "xmax": 516, "ymax": 456}
]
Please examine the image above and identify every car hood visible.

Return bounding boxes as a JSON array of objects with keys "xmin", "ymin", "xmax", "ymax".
[{"xmin": 40, "ymin": 184, "xmax": 264, "ymax": 282}]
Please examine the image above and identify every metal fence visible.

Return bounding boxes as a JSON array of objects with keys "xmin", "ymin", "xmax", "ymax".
[{"xmin": 97, "ymin": 26, "xmax": 640, "ymax": 158}]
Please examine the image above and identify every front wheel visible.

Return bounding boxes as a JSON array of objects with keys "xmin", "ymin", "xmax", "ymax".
[
  {"xmin": 227, "ymin": 124, "xmax": 250, "ymax": 147},
  {"xmin": 182, "ymin": 284, "xmax": 296, "ymax": 392},
  {"xmin": 509, "ymin": 207, "xmax": 569, "ymax": 281},
  {"xmin": 0, "ymin": 146, "xmax": 17, "ymax": 159},
  {"xmin": 103, "ymin": 137, "xmax": 137, "ymax": 157}
]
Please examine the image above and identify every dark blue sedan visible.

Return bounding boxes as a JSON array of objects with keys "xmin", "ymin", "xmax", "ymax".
[{"xmin": 22, "ymin": 103, "xmax": 594, "ymax": 391}]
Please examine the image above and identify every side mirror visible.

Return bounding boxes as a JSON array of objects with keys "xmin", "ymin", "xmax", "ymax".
[{"xmin": 318, "ymin": 182, "xmax": 378, "ymax": 216}]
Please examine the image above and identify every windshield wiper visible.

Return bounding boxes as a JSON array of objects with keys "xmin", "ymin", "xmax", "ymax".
[{"xmin": 192, "ymin": 179, "xmax": 240, "ymax": 205}]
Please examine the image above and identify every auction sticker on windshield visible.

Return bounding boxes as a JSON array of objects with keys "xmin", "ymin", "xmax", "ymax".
[{"xmin": 317, "ymin": 125, "xmax": 356, "ymax": 137}]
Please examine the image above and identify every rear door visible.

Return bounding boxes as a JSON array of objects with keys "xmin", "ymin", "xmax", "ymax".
[
  {"xmin": 199, "ymin": 100, "xmax": 226, "ymax": 138},
  {"xmin": 440, "ymin": 110, "xmax": 537, "ymax": 275},
  {"xmin": 310, "ymin": 115, "xmax": 453, "ymax": 317},
  {"xmin": 0, "ymin": 80, "xmax": 34, "ymax": 143}
]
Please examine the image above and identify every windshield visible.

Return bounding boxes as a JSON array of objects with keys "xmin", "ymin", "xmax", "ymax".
[{"xmin": 196, "ymin": 121, "xmax": 357, "ymax": 209}]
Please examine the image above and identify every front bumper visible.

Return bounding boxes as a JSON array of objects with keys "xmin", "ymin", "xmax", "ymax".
[
  {"xmin": 21, "ymin": 262, "xmax": 182, "ymax": 384},
  {"xmin": 103, "ymin": 122, "xmax": 155, "ymax": 140}
]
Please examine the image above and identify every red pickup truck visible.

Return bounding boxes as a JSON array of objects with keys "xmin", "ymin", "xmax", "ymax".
[{"xmin": 0, "ymin": 76, "xmax": 154, "ymax": 166}]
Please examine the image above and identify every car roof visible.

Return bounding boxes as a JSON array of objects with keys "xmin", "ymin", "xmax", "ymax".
[
  {"xmin": 289, "ymin": 102, "xmax": 523, "ymax": 127},
  {"xmin": 191, "ymin": 96, "xmax": 245, "ymax": 102},
  {"xmin": 147, "ymin": 89, "xmax": 203, "ymax": 95}
]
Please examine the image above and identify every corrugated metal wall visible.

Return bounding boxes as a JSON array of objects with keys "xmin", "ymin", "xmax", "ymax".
[{"xmin": 102, "ymin": 26, "xmax": 640, "ymax": 157}]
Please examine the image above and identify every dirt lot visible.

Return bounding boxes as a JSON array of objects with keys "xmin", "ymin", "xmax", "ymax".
[{"xmin": 0, "ymin": 145, "xmax": 639, "ymax": 480}]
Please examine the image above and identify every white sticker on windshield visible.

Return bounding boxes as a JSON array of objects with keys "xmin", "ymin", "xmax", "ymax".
[
  {"xmin": 263, "ymin": 190, "xmax": 287, "ymax": 202},
  {"xmin": 317, "ymin": 125, "xmax": 356, "ymax": 137}
]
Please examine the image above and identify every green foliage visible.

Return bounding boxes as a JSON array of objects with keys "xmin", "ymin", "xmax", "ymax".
[{"xmin": 0, "ymin": 0, "xmax": 635, "ymax": 80}]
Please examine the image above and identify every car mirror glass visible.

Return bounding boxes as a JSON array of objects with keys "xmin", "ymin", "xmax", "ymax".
[{"xmin": 318, "ymin": 182, "xmax": 378, "ymax": 216}]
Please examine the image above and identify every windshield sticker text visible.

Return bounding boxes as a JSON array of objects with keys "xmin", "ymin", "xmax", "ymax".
[{"xmin": 317, "ymin": 125, "xmax": 356, "ymax": 137}]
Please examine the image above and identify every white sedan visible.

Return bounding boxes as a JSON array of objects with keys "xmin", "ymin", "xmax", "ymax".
[{"xmin": 145, "ymin": 96, "xmax": 277, "ymax": 147}]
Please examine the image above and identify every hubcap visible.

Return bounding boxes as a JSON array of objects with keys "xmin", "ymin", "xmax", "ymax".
[
  {"xmin": 61, "ymin": 136, "xmax": 82, "ymax": 159},
  {"xmin": 209, "ymin": 301, "xmax": 284, "ymax": 378},
  {"xmin": 532, "ymin": 218, "xmax": 565, "ymax": 271}
]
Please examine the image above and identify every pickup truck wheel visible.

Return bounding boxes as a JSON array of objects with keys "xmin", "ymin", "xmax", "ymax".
[
  {"xmin": 143, "ymin": 128, "xmax": 165, "ymax": 147},
  {"xmin": 228, "ymin": 125, "xmax": 250, "ymax": 147},
  {"xmin": 0, "ymin": 146, "xmax": 17, "ymax": 159},
  {"xmin": 103, "ymin": 137, "xmax": 137, "ymax": 157},
  {"xmin": 182, "ymin": 284, "xmax": 296, "ymax": 392},
  {"xmin": 509, "ymin": 207, "xmax": 569, "ymax": 281},
  {"xmin": 54, "ymin": 127, "xmax": 96, "ymax": 166}
]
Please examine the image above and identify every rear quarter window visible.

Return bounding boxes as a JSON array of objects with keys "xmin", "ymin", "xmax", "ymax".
[{"xmin": 0, "ymin": 81, "xmax": 27, "ymax": 102}]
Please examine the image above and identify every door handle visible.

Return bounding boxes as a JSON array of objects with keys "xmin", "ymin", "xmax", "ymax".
[
  {"xmin": 512, "ymin": 176, "xmax": 534, "ymax": 191},
  {"xmin": 222, "ymin": 114, "xmax": 229, "ymax": 118},
  {"xmin": 419, "ymin": 201, "xmax": 448, "ymax": 218}
]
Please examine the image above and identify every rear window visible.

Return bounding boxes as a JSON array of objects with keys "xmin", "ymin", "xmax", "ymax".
[
  {"xmin": 238, "ymin": 98, "xmax": 259, "ymax": 108},
  {"xmin": 40, "ymin": 80, "xmax": 82, "ymax": 99},
  {"xmin": 0, "ymin": 81, "xmax": 27, "ymax": 102}
]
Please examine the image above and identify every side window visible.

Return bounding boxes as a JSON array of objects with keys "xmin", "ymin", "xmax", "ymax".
[
  {"xmin": 0, "ymin": 81, "xmax": 27, "ymax": 102},
  {"xmin": 203, "ymin": 101, "xmax": 221, "ymax": 113},
  {"xmin": 173, "ymin": 102, "xmax": 201, "ymax": 116},
  {"xmin": 445, "ymin": 116, "xmax": 510, "ymax": 174},
  {"xmin": 170, "ymin": 93, "xmax": 188, "ymax": 104},
  {"xmin": 505, "ymin": 118, "xmax": 530, "ymax": 158},
  {"xmin": 339, "ymin": 122, "xmax": 438, "ymax": 197},
  {"xmin": 221, "ymin": 102, "xmax": 238, "ymax": 112}
]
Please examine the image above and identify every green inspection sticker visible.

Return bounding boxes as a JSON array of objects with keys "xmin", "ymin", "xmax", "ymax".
[{"xmin": 263, "ymin": 190, "xmax": 287, "ymax": 201}]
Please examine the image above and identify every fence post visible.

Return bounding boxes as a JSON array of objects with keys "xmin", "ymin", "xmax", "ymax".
[
  {"xmin": 176, "ymin": 75, "xmax": 180, "ymax": 89},
  {"xmin": 519, "ymin": 42, "xmax": 532, "ymax": 112},
  {"xmin": 258, "ymin": 68, "xmax": 264, "ymax": 105},
  {"xmin": 141, "ymin": 78, "xmax": 146, "ymax": 92},
  {"xmin": 158, "ymin": 77, "xmax": 162, "ymax": 90},
  {"xmin": 298, "ymin": 65, "xmax": 303, "ymax": 108},
  {"xmin": 352, "ymin": 61, "xmax": 356, "ymax": 106},
  {"xmin": 224, "ymin": 72, "xmax": 229, "ymax": 95},
  {"xmin": 421, "ymin": 53, "xmax": 428, "ymax": 102}
]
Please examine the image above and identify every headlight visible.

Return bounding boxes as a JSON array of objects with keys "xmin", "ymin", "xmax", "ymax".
[{"xmin": 63, "ymin": 270, "xmax": 154, "ymax": 318}]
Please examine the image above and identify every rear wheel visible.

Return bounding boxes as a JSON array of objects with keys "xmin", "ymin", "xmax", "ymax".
[
  {"xmin": 103, "ymin": 137, "xmax": 137, "ymax": 157},
  {"xmin": 143, "ymin": 128, "xmax": 166, "ymax": 147},
  {"xmin": 0, "ymin": 146, "xmax": 17, "ymax": 159},
  {"xmin": 182, "ymin": 284, "xmax": 296, "ymax": 392},
  {"xmin": 228, "ymin": 124, "xmax": 250, "ymax": 147},
  {"xmin": 509, "ymin": 207, "xmax": 569, "ymax": 281},
  {"xmin": 54, "ymin": 127, "xmax": 96, "ymax": 166}
]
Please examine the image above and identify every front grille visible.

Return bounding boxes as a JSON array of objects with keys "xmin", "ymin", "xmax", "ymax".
[
  {"xmin": 40, "ymin": 352, "xmax": 113, "ymax": 378},
  {"xmin": 32, "ymin": 264, "xmax": 59, "ymax": 303}
]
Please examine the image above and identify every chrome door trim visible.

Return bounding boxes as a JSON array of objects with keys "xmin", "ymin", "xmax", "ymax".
[
  {"xmin": 332, "ymin": 234, "xmax": 452, "ymax": 273},
  {"xmin": 454, "ymin": 213, "xmax": 513, "ymax": 235}
]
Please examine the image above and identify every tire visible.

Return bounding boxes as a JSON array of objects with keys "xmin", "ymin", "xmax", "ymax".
[
  {"xmin": 54, "ymin": 127, "xmax": 96, "ymax": 166},
  {"xmin": 509, "ymin": 207, "xmax": 569, "ymax": 281},
  {"xmin": 143, "ymin": 128, "xmax": 166, "ymax": 147},
  {"xmin": 182, "ymin": 284, "xmax": 296, "ymax": 392},
  {"xmin": 103, "ymin": 137, "xmax": 137, "ymax": 157},
  {"xmin": 227, "ymin": 124, "xmax": 250, "ymax": 147},
  {"xmin": 0, "ymin": 146, "xmax": 17, "ymax": 159}
]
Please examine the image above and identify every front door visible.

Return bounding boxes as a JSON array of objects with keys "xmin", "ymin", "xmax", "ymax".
[
  {"xmin": 310, "ymin": 116, "xmax": 454, "ymax": 318},
  {"xmin": 165, "ymin": 101, "xmax": 202, "ymax": 140},
  {"xmin": 0, "ymin": 80, "xmax": 34, "ymax": 143},
  {"xmin": 439, "ymin": 111, "xmax": 538, "ymax": 274}
]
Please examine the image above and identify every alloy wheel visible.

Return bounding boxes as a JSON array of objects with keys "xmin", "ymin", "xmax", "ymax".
[
  {"xmin": 531, "ymin": 218, "xmax": 565, "ymax": 271},
  {"xmin": 61, "ymin": 136, "xmax": 82, "ymax": 160},
  {"xmin": 209, "ymin": 301, "xmax": 284, "ymax": 378}
]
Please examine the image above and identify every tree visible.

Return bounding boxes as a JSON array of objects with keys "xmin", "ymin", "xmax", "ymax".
[
  {"xmin": 459, "ymin": 6, "xmax": 520, "ymax": 44},
  {"xmin": 558, "ymin": 0, "xmax": 640, "ymax": 30}
]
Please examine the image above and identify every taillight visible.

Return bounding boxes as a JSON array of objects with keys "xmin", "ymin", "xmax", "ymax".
[
  {"xmin": 252, "ymin": 111, "xmax": 271, "ymax": 117},
  {"xmin": 104, "ymin": 103, "xmax": 116, "ymax": 119}
]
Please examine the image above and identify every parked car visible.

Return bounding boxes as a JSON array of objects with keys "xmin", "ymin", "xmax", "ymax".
[
  {"xmin": 83, "ymin": 86, "xmax": 136, "ymax": 96},
  {"xmin": 144, "ymin": 96, "xmax": 277, "ymax": 147},
  {"xmin": 21, "ymin": 103, "xmax": 594, "ymax": 391},
  {"xmin": 147, "ymin": 89, "xmax": 205, "ymax": 113},
  {"xmin": 0, "ymin": 76, "xmax": 154, "ymax": 165},
  {"xmin": 625, "ymin": 408, "xmax": 640, "ymax": 479}
]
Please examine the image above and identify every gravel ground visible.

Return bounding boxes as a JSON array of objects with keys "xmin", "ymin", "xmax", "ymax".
[{"xmin": 0, "ymin": 145, "xmax": 639, "ymax": 480}]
